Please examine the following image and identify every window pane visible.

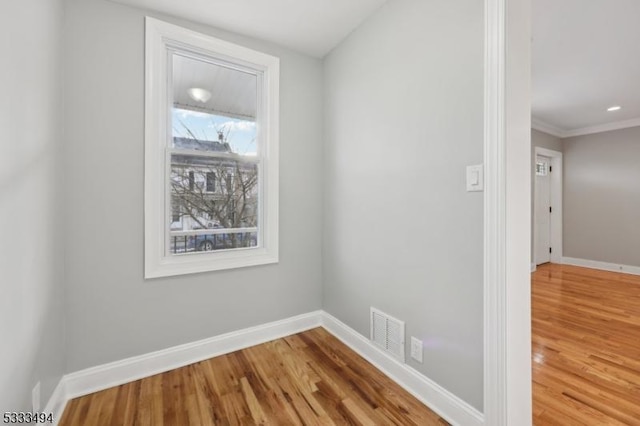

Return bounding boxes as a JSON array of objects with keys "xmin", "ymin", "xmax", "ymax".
[
  {"xmin": 171, "ymin": 54, "xmax": 257, "ymax": 157},
  {"xmin": 170, "ymin": 153, "xmax": 258, "ymax": 252},
  {"xmin": 168, "ymin": 232, "xmax": 258, "ymax": 254},
  {"xmin": 206, "ymin": 172, "xmax": 216, "ymax": 192},
  {"xmin": 536, "ymin": 161, "xmax": 548, "ymax": 176},
  {"xmin": 169, "ymin": 52, "xmax": 259, "ymax": 255}
]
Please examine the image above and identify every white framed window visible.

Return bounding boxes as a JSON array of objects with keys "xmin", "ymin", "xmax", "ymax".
[
  {"xmin": 536, "ymin": 161, "xmax": 548, "ymax": 176},
  {"xmin": 145, "ymin": 17, "xmax": 279, "ymax": 278}
]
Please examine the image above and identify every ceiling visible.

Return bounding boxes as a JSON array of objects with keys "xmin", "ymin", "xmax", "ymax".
[
  {"xmin": 533, "ymin": 0, "xmax": 640, "ymax": 137},
  {"xmin": 110, "ymin": 0, "xmax": 387, "ymax": 58},
  {"xmin": 114, "ymin": 0, "xmax": 639, "ymax": 137}
]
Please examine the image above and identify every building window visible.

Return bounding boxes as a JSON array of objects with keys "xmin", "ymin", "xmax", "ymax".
[
  {"xmin": 206, "ymin": 172, "xmax": 216, "ymax": 193},
  {"xmin": 188, "ymin": 171, "xmax": 195, "ymax": 191},
  {"xmin": 145, "ymin": 18, "xmax": 280, "ymax": 278},
  {"xmin": 172, "ymin": 204, "xmax": 181, "ymax": 223}
]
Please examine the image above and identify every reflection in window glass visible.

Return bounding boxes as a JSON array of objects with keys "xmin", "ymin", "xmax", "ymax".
[{"xmin": 168, "ymin": 53, "xmax": 259, "ymax": 255}]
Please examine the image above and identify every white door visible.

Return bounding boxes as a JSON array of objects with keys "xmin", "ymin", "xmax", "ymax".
[{"xmin": 535, "ymin": 155, "xmax": 552, "ymax": 264}]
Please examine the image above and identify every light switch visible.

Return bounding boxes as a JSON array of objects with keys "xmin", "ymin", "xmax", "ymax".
[
  {"xmin": 466, "ymin": 164, "xmax": 484, "ymax": 192},
  {"xmin": 470, "ymin": 170, "xmax": 479, "ymax": 185}
]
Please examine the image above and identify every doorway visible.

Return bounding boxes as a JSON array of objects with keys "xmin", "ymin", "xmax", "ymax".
[
  {"xmin": 534, "ymin": 154, "xmax": 551, "ymax": 264},
  {"xmin": 533, "ymin": 147, "xmax": 562, "ymax": 267}
]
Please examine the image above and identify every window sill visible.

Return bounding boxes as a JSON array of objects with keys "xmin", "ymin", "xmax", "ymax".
[{"xmin": 145, "ymin": 248, "xmax": 278, "ymax": 279}]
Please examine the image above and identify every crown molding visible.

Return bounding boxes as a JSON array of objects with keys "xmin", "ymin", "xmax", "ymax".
[
  {"xmin": 532, "ymin": 116, "xmax": 640, "ymax": 139},
  {"xmin": 531, "ymin": 118, "xmax": 566, "ymax": 138},
  {"xmin": 562, "ymin": 117, "xmax": 640, "ymax": 138}
]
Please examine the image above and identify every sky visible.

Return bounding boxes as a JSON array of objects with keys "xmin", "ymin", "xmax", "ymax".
[{"xmin": 172, "ymin": 108, "xmax": 257, "ymax": 156}]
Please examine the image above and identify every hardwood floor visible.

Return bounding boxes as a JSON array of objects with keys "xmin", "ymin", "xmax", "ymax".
[
  {"xmin": 60, "ymin": 327, "xmax": 447, "ymax": 425},
  {"xmin": 532, "ymin": 263, "xmax": 640, "ymax": 425}
]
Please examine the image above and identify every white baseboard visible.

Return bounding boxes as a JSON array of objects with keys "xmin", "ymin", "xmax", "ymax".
[
  {"xmin": 320, "ymin": 312, "xmax": 484, "ymax": 426},
  {"xmin": 531, "ymin": 263, "xmax": 537, "ymax": 273},
  {"xmin": 45, "ymin": 310, "xmax": 482, "ymax": 426},
  {"xmin": 64, "ymin": 310, "xmax": 322, "ymax": 399},
  {"xmin": 43, "ymin": 380, "xmax": 67, "ymax": 426},
  {"xmin": 562, "ymin": 257, "xmax": 640, "ymax": 276}
]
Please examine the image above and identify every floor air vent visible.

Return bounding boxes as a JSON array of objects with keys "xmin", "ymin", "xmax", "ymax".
[{"xmin": 370, "ymin": 307, "xmax": 405, "ymax": 362}]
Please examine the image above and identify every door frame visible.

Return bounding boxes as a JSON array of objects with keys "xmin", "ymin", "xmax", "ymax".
[
  {"xmin": 484, "ymin": 0, "xmax": 532, "ymax": 424},
  {"xmin": 533, "ymin": 147, "xmax": 563, "ymax": 267}
]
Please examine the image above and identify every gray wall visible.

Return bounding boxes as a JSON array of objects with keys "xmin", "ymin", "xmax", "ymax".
[
  {"xmin": 63, "ymin": 0, "xmax": 323, "ymax": 372},
  {"xmin": 0, "ymin": 0, "xmax": 66, "ymax": 412},
  {"xmin": 532, "ymin": 128, "xmax": 563, "ymax": 155},
  {"xmin": 531, "ymin": 129, "xmax": 563, "ymax": 264},
  {"xmin": 323, "ymin": 0, "xmax": 484, "ymax": 411},
  {"xmin": 563, "ymin": 126, "xmax": 640, "ymax": 266}
]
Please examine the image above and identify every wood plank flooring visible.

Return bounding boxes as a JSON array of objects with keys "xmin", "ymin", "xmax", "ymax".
[
  {"xmin": 532, "ymin": 263, "xmax": 640, "ymax": 425},
  {"xmin": 60, "ymin": 327, "xmax": 447, "ymax": 425}
]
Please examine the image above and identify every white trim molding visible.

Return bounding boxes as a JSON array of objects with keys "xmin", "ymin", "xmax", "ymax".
[
  {"xmin": 563, "ymin": 117, "xmax": 640, "ymax": 138},
  {"xmin": 562, "ymin": 257, "xmax": 640, "ymax": 276},
  {"xmin": 63, "ymin": 311, "xmax": 321, "ymax": 399},
  {"xmin": 43, "ymin": 381, "xmax": 67, "ymax": 426},
  {"xmin": 532, "ymin": 116, "xmax": 640, "ymax": 139},
  {"xmin": 531, "ymin": 263, "xmax": 537, "ymax": 273},
  {"xmin": 531, "ymin": 118, "xmax": 565, "ymax": 138},
  {"xmin": 321, "ymin": 312, "xmax": 484, "ymax": 426},
  {"xmin": 484, "ymin": 0, "xmax": 509, "ymax": 423},
  {"xmin": 45, "ymin": 311, "xmax": 483, "ymax": 426},
  {"xmin": 488, "ymin": 0, "xmax": 533, "ymax": 423}
]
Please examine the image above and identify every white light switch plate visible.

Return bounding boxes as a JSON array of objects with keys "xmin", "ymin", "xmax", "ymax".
[{"xmin": 466, "ymin": 164, "xmax": 484, "ymax": 192}]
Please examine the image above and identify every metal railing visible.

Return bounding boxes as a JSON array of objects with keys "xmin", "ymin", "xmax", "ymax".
[{"xmin": 169, "ymin": 228, "xmax": 258, "ymax": 254}]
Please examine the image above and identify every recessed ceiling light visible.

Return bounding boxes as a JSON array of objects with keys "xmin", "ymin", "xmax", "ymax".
[
  {"xmin": 187, "ymin": 88, "xmax": 212, "ymax": 103},
  {"xmin": 607, "ymin": 105, "xmax": 621, "ymax": 112}
]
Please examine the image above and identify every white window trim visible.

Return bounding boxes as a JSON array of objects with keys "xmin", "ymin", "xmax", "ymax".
[{"xmin": 144, "ymin": 17, "xmax": 279, "ymax": 279}]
